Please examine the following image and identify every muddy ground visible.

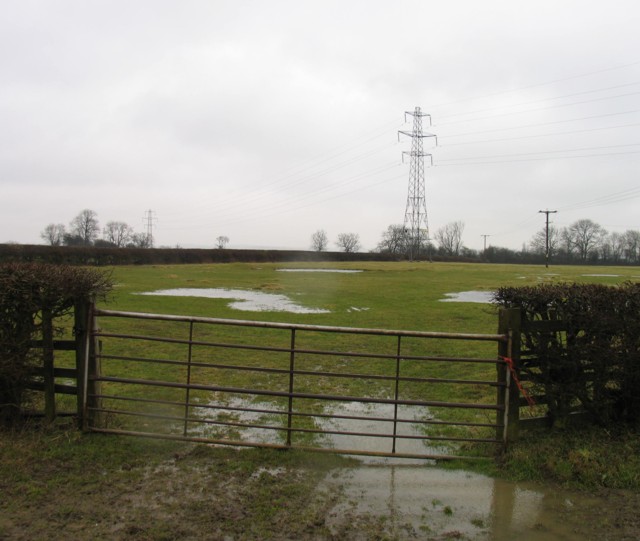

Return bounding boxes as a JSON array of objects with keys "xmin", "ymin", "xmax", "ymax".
[{"xmin": 1, "ymin": 432, "xmax": 639, "ymax": 541}]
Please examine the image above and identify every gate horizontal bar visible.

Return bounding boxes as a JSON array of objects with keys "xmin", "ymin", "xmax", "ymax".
[
  {"xmin": 88, "ymin": 427, "xmax": 491, "ymax": 461},
  {"xmin": 94, "ymin": 308, "xmax": 508, "ymax": 342},
  {"xmin": 96, "ymin": 393, "xmax": 503, "ymax": 429},
  {"xmin": 93, "ymin": 376, "xmax": 504, "ymax": 411},
  {"xmin": 97, "ymin": 353, "xmax": 503, "ymax": 387},
  {"xmin": 91, "ymin": 407, "xmax": 501, "ymax": 444}
]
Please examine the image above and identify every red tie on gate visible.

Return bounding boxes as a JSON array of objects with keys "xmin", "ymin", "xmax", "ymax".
[{"xmin": 500, "ymin": 356, "xmax": 536, "ymax": 407}]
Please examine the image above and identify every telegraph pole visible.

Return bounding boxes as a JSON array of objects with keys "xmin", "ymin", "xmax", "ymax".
[
  {"xmin": 398, "ymin": 107, "xmax": 437, "ymax": 260},
  {"xmin": 538, "ymin": 209, "xmax": 557, "ymax": 268},
  {"xmin": 481, "ymin": 234, "xmax": 491, "ymax": 252}
]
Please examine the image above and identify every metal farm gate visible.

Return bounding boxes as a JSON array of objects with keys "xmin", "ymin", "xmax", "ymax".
[{"xmin": 82, "ymin": 308, "xmax": 518, "ymax": 460}]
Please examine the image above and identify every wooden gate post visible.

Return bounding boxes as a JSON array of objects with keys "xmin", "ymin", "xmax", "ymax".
[
  {"xmin": 42, "ymin": 308, "xmax": 56, "ymax": 423},
  {"xmin": 497, "ymin": 308, "xmax": 521, "ymax": 447},
  {"xmin": 74, "ymin": 298, "xmax": 101, "ymax": 430}
]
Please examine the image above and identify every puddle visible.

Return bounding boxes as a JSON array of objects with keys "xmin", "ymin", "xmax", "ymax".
[
  {"xmin": 322, "ymin": 466, "xmax": 606, "ymax": 540},
  {"xmin": 189, "ymin": 396, "xmax": 622, "ymax": 540},
  {"xmin": 440, "ymin": 291, "xmax": 494, "ymax": 304},
  {"xmin": 277, "ymin": 268, "xmax": 363, "ymax": 273},
  {"xmin": 190, "ymin": 397, "xmax": 440, "ymax": 463},
  {"xmin": 188, "ymin": 395, "xmax": 286, "ymax": 444},
  {"xmin": 314, "ymin": 401, "xmax": 441, "ymax": 465},
  {"xmin": 136, "ymin": 288, "xmax": 330, "ymax": 314}
]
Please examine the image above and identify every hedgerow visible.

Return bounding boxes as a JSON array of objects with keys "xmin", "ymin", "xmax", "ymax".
[
  {"xmin": 493, "ymin": 282, "xmax": 640, "ymax": 427},
  {"xmin": 0, "ymin": 262, "xmax": 112, "ymax": 426}
]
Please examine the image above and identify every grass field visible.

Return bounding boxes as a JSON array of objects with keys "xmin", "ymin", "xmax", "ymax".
[
  {"xmin": 105, "ymin": 260, "xmax": 640, "ymax": 331},
  {"xmin": 82, "ymin": 261, "xmax": 640, "ymax": 456},
  {"xmin": 3, "ymin": 261, "xmax": 640, "ymax": 540}
]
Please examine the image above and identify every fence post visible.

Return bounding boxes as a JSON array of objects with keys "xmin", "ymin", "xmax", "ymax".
[
  {"xmin": 74, "ymin": 299, "xmax": 89, "ymax": 429},
  {"xmin": 42, "ymin": 308, "xmax": 56, "ymax": 423},
  {"xmin": 75, "ymin": 298, "xmax": 101, "ymax": 430},
  {"xmin": 497, "ymin": 308, "xmax": 521, "ymax": 447}
]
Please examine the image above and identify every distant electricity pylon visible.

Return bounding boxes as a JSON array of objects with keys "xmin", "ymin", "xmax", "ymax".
[
  {"xmin": 398, "ymin": 107, "xmax": 437, "ymax": 260},
  {"xmin": 143, "ymin": 209, "xmax": 157, "ymax": 248}
]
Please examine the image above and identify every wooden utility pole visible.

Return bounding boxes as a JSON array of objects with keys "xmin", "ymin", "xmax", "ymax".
[{"xmin": 538, "ymin": 209, "xmax": 557, "ymax": 268}]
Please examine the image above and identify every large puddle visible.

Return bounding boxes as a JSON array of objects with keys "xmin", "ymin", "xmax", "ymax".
[
  {"xmin": 277, "ymin": 268, "xmax": 363, "ymax": 273},
  {"xmin": 322, "ymin": 465, "xmax": 609, "ymax": 540},
  {"xmin": 137, "ymin": 288, "xmax": 330, "ymax": 314},
  {"xmin": 190, "ymin": 396, "xmax": 612, "ymax": 540},
  {"xmin": 189, "ymin": 397, "xmax": 438, "ymax": 463},
  {"xmin": 440, "ymin": 291, "xmax": 494, "ymax": 304}
]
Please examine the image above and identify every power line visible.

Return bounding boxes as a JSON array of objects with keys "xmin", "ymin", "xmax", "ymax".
[
  {"xmin": 429, "ymin": 60, "xmax": 640, "ymax": 111},
  {"xmin": 439, "ymin": 109, "xmax": 640, "ymax": 139},
  {"xmin": 438, "ymin": 143, "xmax": 640, "ymax": 163},
  {"xmin": 435, "ymin": 81, "xmax": 640, "ymax": 122},
  {"xmin": 439, "ymin": 122, "xmax": 640, "ymax": 147},
  {"xmin": 436, "ymin": 90, "xmax": 640, "ymax": 127}
]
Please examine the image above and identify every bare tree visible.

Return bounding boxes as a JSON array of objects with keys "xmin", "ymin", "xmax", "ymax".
[
  {"xmin": 310, "ymin": 230, "xmax": 329, "ymax": 252},
  {"xmin": 529, "ymin": 225, "xmax": 560, "ymax": 257},
  {"xmin": 600, "ymin": 232, "xmax": 624, "ymax": 263},
  {"xmin": 435, "ymin": 221, "xmax": 465, "ymax": 256},
  {"xmin": 69, "ymin": 209, "xmax": 100, "ymax": 246},
  {"xmin": 336, "ymin": 233, "xmax": 361, "ymax": 253},
  {"xmin": 40, "ymin": 223, "xmax": 66, "ymax": 246},
  {"xmin": 376, "ymin": 225, "xmax": 409, "ymax": 256},
  {"xmin": 127, "ymin": 232, "xmax": 152, "ymax": 248},
  {"xmin": 623, "ymin": 230, "xmax": 640, "ymax": 264},
  {"xmin": 216, "ymin": 235, "xmax": 230, "ymax": 249},
  {"xmin": 563, "ymin": 219, "xmax": 606, "ymax": 261},
  {"xmin": 103, "ymin": 221, "xmax": 132, "ymax": 247}
]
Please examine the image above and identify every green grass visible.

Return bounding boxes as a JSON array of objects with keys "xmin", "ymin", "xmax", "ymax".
[{"xmin": 40, "ymin": 261, "xmax": 640, "ymax": 485}]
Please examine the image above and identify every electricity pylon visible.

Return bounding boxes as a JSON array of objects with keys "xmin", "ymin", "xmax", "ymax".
[
  {"xmin": 398, "ymin": 107, "xmax": 437, "ymax": 260},
  {"xmin": 143, "ymin": 209, "xmax": 157, "ymax": 248}
]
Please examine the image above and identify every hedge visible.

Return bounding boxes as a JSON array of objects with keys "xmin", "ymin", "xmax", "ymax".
[{"xmin": 493, "ymin": 282, "xmax": 640, "ymax": 427}]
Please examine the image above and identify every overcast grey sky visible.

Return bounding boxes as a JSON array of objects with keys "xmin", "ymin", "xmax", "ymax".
[{"xmin": 2, "ymin": 0, "xmax": 639, "ymax": 251}]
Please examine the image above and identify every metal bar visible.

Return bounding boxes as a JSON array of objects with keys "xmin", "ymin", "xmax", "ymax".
[
  {"xmin": 97, "ymin": 332, "xmax": 501, "ymax": 364},
  {"xmin": 100, "ymin": 348, "xmax": 504, "ymax": 374},
  {"xmin": 183, "ymin": 321, "xmax": 194, "ymax": 437},
  {"xmin": 392, "ymin": 335, "xmax": 401, "ymax": 454},
  {"xmin": 96, "ymin": 353, "xmax": 503, "ymax": 387},
  {"xmin": 90, "ymin": 408, "xmax": 501, "ymax": 444},
  {"xmin": 93, "ymin": 376, "xmax": 504, "ymax": 411},
  {"xmin": 95, "ymin": 394, "xmax": 501, "ymax": 429},
  {"xmin": 286, "ymin": 329, "xmax": 296, "ymax": 447},
  {"xmin": 88, "ymin": 427, "xmax": 491, "ymax": 461},
  {"xmin": 94, "ymin": 308, "xmax": 507, "ymax": 342}
]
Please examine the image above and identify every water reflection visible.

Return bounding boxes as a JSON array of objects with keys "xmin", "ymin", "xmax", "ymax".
[{"xmin": 323, "ymin": 465, "xmax": 599, "ymax": 540}]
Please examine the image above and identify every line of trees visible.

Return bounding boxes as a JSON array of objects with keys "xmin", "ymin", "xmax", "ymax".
[
  {"xmin": 41, "ymin": 209, "xmax": 152, "ymax": 248},
  {"xmin": 372, "ymin": 218, "xmax": 640, "ymax": 265},
  {"xmin": 39, "ymin": 212, "xmax": 639, "ymax": 265},
  {"xmin": 527, "ymin": 218, "xmax": 640, "ymax": 265}
]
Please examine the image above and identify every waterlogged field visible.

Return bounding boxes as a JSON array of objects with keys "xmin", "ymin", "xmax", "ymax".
[
  {"xmin": 106, "ymin": 260, "xmax": 640, "ymax": 329},
  {"xmin": 89, "ymin": 261, "xmax": 640, "ymax": 456}
]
